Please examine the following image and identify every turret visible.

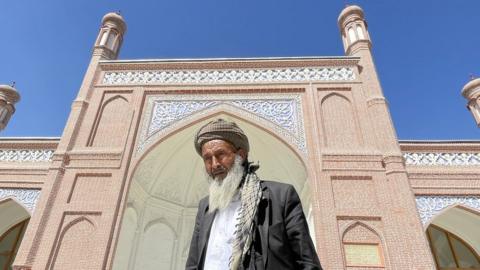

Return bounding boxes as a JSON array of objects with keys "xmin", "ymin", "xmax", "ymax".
[
  {"xmin": 74, "ymin": 12, "xmax": 127, "ymax": 101},
  {"xmin": 461, "ymin": 78, "xmax": 480, "ymax": 127},
  {"xmin": 338, "ymin": 5, "xmax": 371, "ymax": 55},
  {"xmin": 0, "ymin": 84, "xmax": 20, "ymax": 131},
  {"xmin": 337, "ymin": 5, "xmax": 400, "ymax": 156},
  {"xmin": 93, "ymin": 12, "xmax": 127, "ymax": 59}
]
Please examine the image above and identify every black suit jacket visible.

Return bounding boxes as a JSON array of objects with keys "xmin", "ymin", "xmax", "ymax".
[{"xmin": 186, "ymin": 181, "xmax": 322, "ymax": 270}]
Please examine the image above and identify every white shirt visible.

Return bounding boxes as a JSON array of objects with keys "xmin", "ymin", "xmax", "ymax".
[{"xmin": 204, "ymin": 195, "xmax": 241, "ymax": 270}]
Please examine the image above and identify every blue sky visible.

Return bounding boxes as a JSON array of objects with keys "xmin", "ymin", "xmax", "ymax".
[{"xmin": 0, "ymin": 1, "xmax": 478, "ymax": 139}]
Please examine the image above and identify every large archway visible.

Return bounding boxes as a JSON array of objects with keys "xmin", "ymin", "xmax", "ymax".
[
  {"xmin": 426, "ymin": 206, "xmax": 480, "ymax": 269},
  {"xmin": 112, "ymin": 113, "xmax": 314, "ymax": 270},
  {"xmin": 0, "ymin": 198, "xmax": 30, "ymax": 269}
]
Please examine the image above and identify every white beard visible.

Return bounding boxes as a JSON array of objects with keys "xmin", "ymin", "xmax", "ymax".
[{"xmin": 206, "ymin": 155, "xmax": 244, "ymax": 213}]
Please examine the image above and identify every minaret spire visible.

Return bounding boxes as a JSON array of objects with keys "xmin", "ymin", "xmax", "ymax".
[
  {"xmin": 462, "ymin": 77, "xmax": 480, "ymax": 127},
  {"xmin": 338, "ymin": 5, "xmax": 371, "ymax": 56},
  {"xmin": 93, "ymin": 12, "xmax": 127, "ymax": 60}
]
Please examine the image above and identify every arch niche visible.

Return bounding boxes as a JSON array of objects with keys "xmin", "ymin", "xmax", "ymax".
[
  {"xmin": 0, "ymin": 198, "xmax": 31, "ymax": 269},
  {"xmin": 426, "ymin": 206, "xmax": 480, "ymax": 269},
  {"xmin": 112, "ymin": 112, "xmax": 315, "ymax": 270}
]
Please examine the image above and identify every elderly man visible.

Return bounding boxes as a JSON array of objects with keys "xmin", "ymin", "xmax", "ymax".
[{"xmin": 186, "ymin": 119, "xmax": 322, "ymax": 270}]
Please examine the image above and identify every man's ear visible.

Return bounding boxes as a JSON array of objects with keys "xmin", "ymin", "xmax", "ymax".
[{"xmin": 237, "ymin": 148, "xmax": 247, "ymax": 161}]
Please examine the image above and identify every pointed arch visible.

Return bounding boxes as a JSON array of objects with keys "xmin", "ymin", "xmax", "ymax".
[
  {"xmin": 426, "ymin": 223, "xmax": 480, "ymax": 268},
  {"xmin": 0, "ymin": 218, "xmax": 29, "ymax": 270},
  {"xmin": 135, "ymin": 221, "xmax": 176, "ymax": 270},
  {"xmin": 320, "ymin": 93, "xmax": 362, "ymax": 149},
  {"xmin": 340, "ymin": 220, "xmax": 383, "ymax": 241},
  {"xmin": 0, "ymin": 197, "xmax": 32, "ymax": 215},
  {"xmin": 112, "ymin": 205, "xmax": 139, "ymax": 270},
  {"xmin": 129, "ymin": 109, "xmax": 309, "ymax": 208},
  {"xmin": 115, "ymin": 107, "xmax": 314, "ymax": 270},
  {"xmin": 416, "ymin": 196, "xmax": 480, "ymax": 228},
  {"xmin": 50, "ymin": 216, "xmax": 98, "ymax": 269},
  {"xmin": 136, "ymin": 105, "xmax": 307, "ymax": 170},
  {"xmin": 427, "ymin": 205, "xmax": 480, "ymax": 255},
  {"xmin": 0, "ymin": 198, "xmax": 31, "ymax": 237},
  {"xmin": 88, "ymin": 94, "xmax": 131, "ymax": 147},
  {"xmin": 423, "ymin": 203, "xmax": 480, "ymax": 229},
  {"xmin": 143, "ymin": 218, "xmax": 177, "ymax": 237},
  {"xmin": 340, "ymin": 220, "xmax": 389, "ymax": 268}
]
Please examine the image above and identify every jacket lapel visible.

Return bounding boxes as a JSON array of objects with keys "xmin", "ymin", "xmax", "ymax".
[
  {"xmin": 199, "ymin": 206, "xmax": 216, "ymax": 267},
  {"xmin": 259, "ymin": 182, "xmax": 270, "ymax": 268}
]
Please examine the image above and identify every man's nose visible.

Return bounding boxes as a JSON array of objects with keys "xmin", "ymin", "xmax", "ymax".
[{"xmin": 211, "ymin": 156, "xmax": 221, "ymax": 169}]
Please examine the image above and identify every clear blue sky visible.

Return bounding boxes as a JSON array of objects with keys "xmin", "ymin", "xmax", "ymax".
[{"xmin": 0, "ymin": 0, "xmax": 478, "ymax": 139}]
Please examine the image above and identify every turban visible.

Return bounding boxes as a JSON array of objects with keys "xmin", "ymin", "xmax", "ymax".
[{"xmin": 194, "ymin": 119, "xmax": 249, "ymax": 155}]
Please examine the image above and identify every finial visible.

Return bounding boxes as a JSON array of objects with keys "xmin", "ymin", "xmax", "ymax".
[
  {"xmin": 11, "ymin": 81, "xmax": 15, "ymax": 88},
  {"xmin": 116, "ymin": 10, "xmax": 121, "ymax": 15}
]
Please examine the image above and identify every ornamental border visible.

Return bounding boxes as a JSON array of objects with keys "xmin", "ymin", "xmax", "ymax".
[
  {"xmin": 415, "ymin": 195, "xmax": 480, "ymax": 225},
  {"xmin": 403, "ymin": 152, "xmax": 480, "ymax": 166},
  {"xmin": 0, "ymin": 149, "xmax": 54, "ymax": 162},
  {"xmin": 102, "ymin": 66, "xmax": 355, "ymax": 85},
  {"xmin": 136, "ymin": 93, "xmax": 307, "ymax": 156},
  {"xmin": 0, "ymin": 188, "xmax": 41, "ymax": 213}
]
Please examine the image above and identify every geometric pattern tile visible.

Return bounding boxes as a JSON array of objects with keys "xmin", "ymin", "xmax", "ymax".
[
  {"xmin": 102, "ymin": 66, "xmax": 355, "ymax": 85},
  {"xmin": 404, "ymin": 152, "xmax": 480, "ymax": 166},
  {"xmin": 0, "ymin": 188, "xmax": 41, "ymax": 212},
  {"xmin": 415, "ymin": 195, "xmax": 480, "ymax": 225},
  {"xmin": 0, "ymin": 149, "xmax": 54, "ymax": 162},
  {"xmin": 137, "ymin": 93, "xmax": 306, "ymax": 155}
]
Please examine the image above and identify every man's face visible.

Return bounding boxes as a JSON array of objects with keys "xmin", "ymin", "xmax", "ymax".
[{"xmin": 201, "ymin": 139, "xmax": 246, "ymax": 180}]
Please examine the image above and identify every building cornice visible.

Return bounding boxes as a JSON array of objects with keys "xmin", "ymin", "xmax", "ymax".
[{"xmin": 98, "ymin": 56, "xmax": 360, "ymax": 71}]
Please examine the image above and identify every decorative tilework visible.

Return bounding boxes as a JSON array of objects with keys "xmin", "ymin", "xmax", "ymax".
[
  {"xmin": 415, "ymin": 196, "xmax": 480, "ymax": 225},
  {"xmin": 404, "ymin": 152, "xmax": 480, "ymax": 166},
  {"xmin": 0, "ymin": 149, "xmax": 54, "ymax": 162},
  {"xmin": 137, "ymin": 94, "xmax": 306, "ymax": 155},
  {"xmin": 102, "ymin": 67, "xmax": 355, "ymax": 85},
  {"xmin": 0, "ymin": 188, "xmax": 41, "ymax": 212}
]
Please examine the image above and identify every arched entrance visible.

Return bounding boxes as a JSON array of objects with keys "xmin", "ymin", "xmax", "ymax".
[
  {"xmin": 0, "ymin": 198, "xmax": 30, "ymax": 270},
  {"xmin": 426, "ymin": 206, "xmax": 480, "ymax": 269},
  {"xmin": 112, "ymin": 113, "xmax": 314, "ymax": 270}
]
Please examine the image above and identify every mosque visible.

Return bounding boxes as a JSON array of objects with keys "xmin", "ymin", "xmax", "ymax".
[{"xmin": 0, "ymin": 5, "xmax": 479, "ymax": 270}]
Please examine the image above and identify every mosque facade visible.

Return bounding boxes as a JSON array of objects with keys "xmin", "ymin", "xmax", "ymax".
[{"xmin": 1, "ymin": 5, "xmax": 479, "ymax": 270}]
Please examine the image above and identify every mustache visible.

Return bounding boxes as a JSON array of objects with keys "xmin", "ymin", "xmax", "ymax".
[{"xmin": 211, "ymin": 167, "xmax": 227, "ymax": 176}]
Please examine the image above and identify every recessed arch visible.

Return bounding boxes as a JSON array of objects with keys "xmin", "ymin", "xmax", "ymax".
[
  {"xmin": 112, "ymin": 206, "xmax": 138, "ymax": 270},
  {"xmin": 428, "ymin": 205, "xmax": 480, "ymax": 255},
  {"xmin": 143, "ymin": 218, "xmax": 177, "ymax": 236},
  {"xmin": 131, "ymin": 111, "xmax": 309, "ymax": 206},
  {"xmin": 114, "ymin": 111, "xmax": 314, "ymax": 270},
  {"xmin": 0, "ymin": 198, "xmax": 31, "ymax": 270},
  {"xmin": 320, "ymin": 92, "xmax": 350, "ymax": 105},
  {"xmin": 340, "ymin": 221, "xmax": 389, "ymax": 268},
  {"xmin": 137, "ymin": 103, "xmax": 307, "ymax": 162},
  {"xmin": 0, "ymin": 198, "xmax": 31, "ymax": 236},
  {"xmin": 320, "ymin": 93, "xmax": 362, "ymax": 149},
  {"xmin": 340, "ymin": 220, "xmax": 383, "ymax": 243},
  {"xmin": 89, "ymin": 94, "xmax": 131, "ymax": 147},
  {"xmin": 50, "ymin": 216, "xmax": 98, "ymax": 269}
]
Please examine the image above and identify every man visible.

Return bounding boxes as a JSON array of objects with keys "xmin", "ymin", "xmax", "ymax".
[{"xmin": 186, "ymin": 119, "xmax": 322, "ymax": 270}]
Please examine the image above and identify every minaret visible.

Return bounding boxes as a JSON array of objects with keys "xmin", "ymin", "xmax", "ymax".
[
  {"xmin": 0, "ymin": 84, "xmax": 20, "ymax": 131},
  {"xmin": 338, "ymin": 5, "xmax": 399, "ymax": 155},
  {"xmin": 338, "ymin": 5, "xmax": 371, "ymax": 56},
  {"xmin": 12, "ymin": 12, "xmax": 129, "ymax": 270},
  {"xmin": 461, "ymin": 77, "xmax": 480, "ymax": 127},
  {"xmin": 93, "ymin": 12, "xmax": 127, "ymax": 60},
  {"xmin": 336, "ymin": 6, "xmax": 438, "ymax": 269},
  {"xmin": 75, "ymin": 12, "xmax": 126, "ymax": 101}
]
